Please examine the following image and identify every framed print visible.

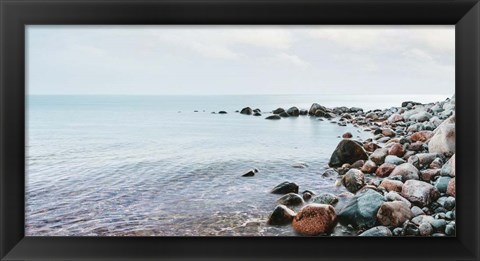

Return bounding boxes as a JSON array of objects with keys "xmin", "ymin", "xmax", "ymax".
[{"xmin": 1, "ymin": 0, "xmax": 479, "ymax": 260}]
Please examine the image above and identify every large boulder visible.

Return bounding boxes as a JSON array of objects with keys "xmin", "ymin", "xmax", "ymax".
[
  {"xmin": 359, "ymin": 226, "xmax": 393, "ymax": 236},
  {"xmin": 267, "ymin": 205, "xmax": 296, "ymax": 225},
  {"xmin": 270, "ymin": 181, "xmax": 299, "ymax": 194},
  {"xmin": 428, "ymin": 124, "xmax": 455, "ymax": 155},
  {"xmin": 376, "ymin": 201, "xmax": 414, "ymax": 227},
  {"xmin": 401, "ymin": 180, "xmax": 440, "ymax": 207},
  {"xmin": 338, "ymin": 189, "xmax": 385, "ymax": 229},
  {"xmin": 286, "ymin": 107, "xmax": 300, "ymax": 117},
  {"xmin": 292, "ymin": 204, "xmax": 337, "ymax": 236},
  {"xmin": 309, "ymin": 103, "xmax": 327, "ymax": 116},
  {"xmin": 328, "ymin": 140, "xmax": 368, "ymax": 167},
  {"xmin": 341, "ymin": 169, "xmax": 365, "ymax": 193},
  {"xmin": 389, "ymin": 163, "xmax": 420, "ymax": 182},
  {"xmin": 272, "ymin": 108, "xmax": 285, "ymax": 114}
]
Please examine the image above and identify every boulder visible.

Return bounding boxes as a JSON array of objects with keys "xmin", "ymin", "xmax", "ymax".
[
  {"xmin": 328, "ymin": 140, "xmax": 368, "ymax": 167},
  {"xmin": 271, "ymin": 181, "xmax": 299, "ymax": 194},
  {"xmin": 369, "ymin": 148, "xmax": 389, "ymax": 165},
  {"xmin": 218, "ymin": 111, "xmax": 227, "ymax": 114},
  {"xmin": 265, "ymin": 115, "xmax": 281, "ymax": 120},
  {"xmin": 389, "ymin": 163, "xmax": 420, "ymax": 182},
  {"xmin": 338, "ymin": 189, "xmax": 385, "ymax": 229},
  {"xmin": 341, "ymin": 169, "xmax": 365, "ymax": 193},
  {"xmin": 240, "ymin": 107, "xmax": 253, "ymax": 115},
  {"xmin": 267, "ymin": 205, "xmax": 296, "ymax": 225},
  {"xmin": 428, "ymin": 124, "xmax": 455, "ymax": 155},
  {"xmin": 377, "ymin": 201, "xmax": 414, "ymax": 227},
  {"xmin": 384, "ymin": 191, "xmax": 412, "ymax": 208},
  {"xmin": 309, "ymin": 103, "xmax": 326, "ymax": 116},
  {"xmin": 279, "ymin": 111, "xmax": 290, "ymax": 117},
  {"xmin": 277, "ymin": 193, "xmax": 305, "ymax": 206},
  {"xmin": 292, "ymin": 204, "xmax": 337, "ymax": 236},
  {"xmin": 447, "ymin": 178, "xmax": 455, "ymax": 197},
  {"xmin": 440, "ymin": 154, "xmax": 455, "ymax": 177},
  {"xmin": 359, "ymin": 226, "xmax": 393, "ymax": 236},
  {"xmin": 401, "ymin": 180, "xmax": 440, "ymax": 207},
  {"xmin": 311, "ymin": 193, "xmax": 339, "ymax": 205},
  {"xmin": 375, "ymin": 163, "xmax": 396, "ymax": 178},
  {"xmin": 379, "ymin": 179, "xmax": 403, "ymax": 193},
  {"xmin": 272, "ymin": 108, "xmax": 285, "ymax": 114},
  {"xmin": 360, "ymin": 160, "xmax": 377, "ymax": 174},
  {"xmin": 286, "ymin": 107, "xmax": 300, "ymax": 116},
  {"xmin": 299, "ymin": 109, "xmax": 308, "ymax": 115}
]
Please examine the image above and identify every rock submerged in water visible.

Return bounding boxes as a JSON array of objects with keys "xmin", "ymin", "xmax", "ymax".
[
  {"xmin": 311, "ymin": 193, "xmax": 339, "ymax": 205},
  {"xmin": 242, "ymin": 168, "xmax": 258, "ymax": 177},
  {"xmin": 341, "ymin": 169, "xmax": 365, "ymax": 193},
  {"xmin": 287, "ymin": 107, "xmax": 300, "ymax": 117},
  {"xmin": 338, "ymin": 189, "xmax": 385, "ymax": 229},
  {"xmin": 265, "ymin": 115, "xmax": 281, "ymax": 120},
  {"xmin": 271, "ymin": 181, "xmax": 299, "ymax": 194},
  {"xmin": 359, "ymin": 226, "xmax": 392, "ymax": 236},
  {"xmin": 277, "ymin": 193, "xmax": 305, "ymax": 206},
  {"xmin": 328, "ymin": 140, "xmax": 368, "ymax": 167},
  {"xmin": 272, "ymin": 108, "xmax": 285, "ymax": 114},
  {"xmin": 308, "ymin": 103, "xmax": 327, "ymax": 116},
  {"xmin": 240, "ymin": 107, "xmax": 253, "ymax": 115},
  {"xmin": 268, "ymin": 205, "xmax": 296, "ymax": 225},
  {"xmin": 292, "ymin": 204, "xmax": 337, "ymax": 236},
  {"xmin": 218, "ymin": 111, "xmax": 227, "ymax": 114}
]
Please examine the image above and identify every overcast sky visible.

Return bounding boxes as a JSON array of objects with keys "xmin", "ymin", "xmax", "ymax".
[{"xmin": 27, "ymin": 25, "xmax": 454, "ymax": 95}]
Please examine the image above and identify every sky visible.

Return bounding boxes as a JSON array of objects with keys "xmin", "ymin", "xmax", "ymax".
[{"xmin": 27, "ymin": 25, "xmax": 455, "ymax": 95}]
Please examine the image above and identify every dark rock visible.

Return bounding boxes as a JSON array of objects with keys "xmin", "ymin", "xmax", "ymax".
[
  {"xmin": 375, "ymin": 163, "xmax": 396, "ymax": 178},
  {"xmin": 272, "ymin": 108, "xmax": 285, "ymax": 114},
  {"xmin": 328, "ymin": 140, "xmax": 368, "ymax": 167},
  {"xmin": 265, "ymin": 115, "xmax": 281, "ymax": 120},
  {"xmin": 360, "ymin": 160, "xmax": 377, "ymax": 174},
  {"xmin": 401, "ymin": 220, "xmax": 420, "ymax": 236},
  {"xmin": 309, "ymin": 103, "xmax": 326, "ymax": 115},
  {"xmin": 287, "ymin": 107, "xmax": 300, "ymax": 116},
  {"xmin": 302, "ymin": 190, "xmax": 315, "ymax": 201},
  {"xmin": 341, "ymin": 169, "xmax": 365, "ymax": 193},
  {"xmin": 377, "ymin": 201, "xmax": 413, "ymax": 227},
  {"xmin": 267, "ymin": 205, "xmax": 296, "ymax": 225},
  {"xmin": 311, "ymin": 193, "xmax": 339, "ymax": 205},
  {"xmin": 277, "ymin": 193, "xmax": 304, "ymax": 206},
  {"xmin": 240, "ymin": 107, "xmax": 253, "ymax": 115},
  {"xmin": 434, "ymin": 176, "xmax": 452, "ymax": 193},
  {"xmin": 338, "ymin": 189, "xmax": 385, "ymax": 229},
  {"xmin": 271, "ymin": 181, "xmax": 299, "ymax": 194},
  {"xmin": 299, "ymin": 109, "xmax": 308, "ymax": 115},
  {"xmin": 342, "ymin": 132, "xmax": 353, "ymax": 138},
  {"xmin": 279, "ymin": 111, "xmax": 290, "ymax": 117},
  {"xmin": 218, "ymin": 111, "xmax": 227, "ymax": 114},
  {"xmin": 253, "ymin": 112, "xmax": 262, "ymax": 116},
  {"xmin": 359, "ymin": 226, "xmax": 392, "ymax": 236},
  {"xmin": 242, "ymin": 169, "xmax": 258, "ymax": 177},
  {"xmin": 402, "ymin": 101, "xmax": 422, "ymax": 107}
]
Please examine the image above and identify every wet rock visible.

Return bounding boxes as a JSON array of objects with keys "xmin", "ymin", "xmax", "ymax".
[
  {"xmin": 447, "ymin": 178, "xmax": 455, "ymax": 197},
  {"xmin": 360, "ymin": 160, "xmax": 377, "ymax": 174},
  {"xmin": 240, "ymin": 107, "xmax": 253, "ymax": 115},
  {"xmin": 384, "ymin": 155, "xmax": 406, "ymax": 165},
  {"xmin": 408, "ymin": 141, "xmax": 425, "ymax": 152},
  {"xmin": 440, "ymin": 154, "xmax": 455, "ymax": 177},
  {"xmin": 428, "ymin": 124, "xmax": 455, "ymax": 155},
  {"xmin": 265, "ymin": 115, "xmax": 281, "ymax": 120},
  {"xmin": 401, "ymin": 180, "xmax": 440, "ymax": 207},
  {"xmin": 342, "ymin": 132, "xmax": 353, "ymax": 138},
  {"xmin": 292, "ymin": 162, "xmax": 309, "ymax": 169},
  {"xmin": 242, "ymin": 169, "xmax": 258, "ymax": 177},
  {"xmin": 445, "ymin": 222, "xmax": 455, "ymax": 236},
  {"xmin": 341, "ymin": 169, "xmax": 365, "ymax": 193},
  {"xmin": 338, "ymin": 189, "xmax": 385, "ymax": 229},
  {"xmin": 218, "ymin": 111, "xmax": 227, "ymax": 114},
  {"xmin": 271, "ymin": 181, "xmax": 299, "ymax": 194},
  {"xmin": 370, "ymin": 148, "xmax": 389, "ymax": 165},
  {"xmin": 410, "ymin": 130, "xmax": 434, "ymax": 142},
  {"xmin": 253, "ymin": 112, "xmax": 262, "ymax": 116},
  {"xmin": 272, "ymin": 108, "xmax": 285, "ymax": 114},
  {"xmin": 388, "ymin": 143, "xmax": 405, "ymax": 157},
  {"xmin": 402, "ymin": 101, "xmax": 422, "ymax": 107},
  {"xmin": 267, "ymin": 205, "xmax": 296, "ymax": 225},
  {"xmin": 379, "ymin": 179, "xmax": 403, "ymax": 193},
  {"xmin": 359, "ymin": 226, "xmax": 393, "ymax": 236},
  {"xmin": 350, "ymin": 160, "xmax": 365, "ymax": 169},
  {"xmin": 277, "ymin": 193, "xmax": 305, "ymax": 206},
  {"xmin": 292, "ymin": 204, "xmax": 337, "ymax": 236},
  {"xmin": 376, "ymin": 163, "xmax": 396, "ymax": 178},
  {"xmin": 311, "ymin": 193, "xmax": 339, "ymax": 205},
  {"xmin": 322, "ymin": 168, "xmax": 338, "ymax": 178},
  {"xmin": 389, "ymin": 163, "xmax": 420, "ymax": 182},
  {"xmin": 302, "ymin": 190, "xmax": 315, "ymax": 201},
  {"xmin": 299, "ymin": 109, "xmax": 308, "ymax": 115},
  {"xmin": 286, "ymin": 107, "xmax": 300, "ymax": 116},
  {"xmin": 377, "ymin": 201, "xmax": 413, "ymax": 227},
  {"xmin": 279, "ymin": 111, "xmax": 290, "ymax": 117},
  {"xmin": 308, "ymin": 103, "xmax": 327, "ymax": 116},
  {"xmin": 328, "ymin": 140, "xmax": 368, "ymax": 167},
  {"xmin": 415, "ymin": 153, "xmax": 440, "ymax": 167}
]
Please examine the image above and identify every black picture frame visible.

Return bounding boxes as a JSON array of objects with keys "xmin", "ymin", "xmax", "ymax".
[{"xmin": 1, "ymin": 0, "xmax": 479, "ymax": 260}]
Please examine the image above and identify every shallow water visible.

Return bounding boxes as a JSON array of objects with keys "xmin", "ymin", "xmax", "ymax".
[{"xmin": 25, "ymin": 94, "xmax": 449, "ymax": 236}]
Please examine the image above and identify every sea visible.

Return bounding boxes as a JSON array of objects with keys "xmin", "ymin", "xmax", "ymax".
[{"xmin": 25, "ymin": 94, "xmax": 449, "ymax": 236}]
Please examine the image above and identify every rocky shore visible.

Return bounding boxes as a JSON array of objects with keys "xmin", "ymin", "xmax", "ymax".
[{"xmin": 241, "ymin": 95, "xmax": 456, "ymax": 236}]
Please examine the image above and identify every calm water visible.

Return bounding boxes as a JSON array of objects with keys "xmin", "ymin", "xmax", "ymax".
[{"xmin": 25, "ymin": 94, "xmax": 449, "ymax": 236}]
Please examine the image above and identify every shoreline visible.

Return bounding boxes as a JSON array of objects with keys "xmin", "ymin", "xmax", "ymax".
[{"xmin": 257, "ymin": 95, "xmax": 456, "ymax": 236}]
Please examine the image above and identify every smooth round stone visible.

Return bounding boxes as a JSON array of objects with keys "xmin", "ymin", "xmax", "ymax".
[
  {"xmin": 444, "ymin": 197, "xmax": 456, "ymax": 210},
  {"xmin": 445, "ymin": 211, "xmax": 455, "ymax": 220},
  {"xmin": 418, "ymin": 222, "xmax": 433, "ymax": 236},
  {"xmin": 393, "ymin": 227, "xmax": 403, "ymax": 236},
  {"xmin": 430, "ymin": 219, "xmax": 447, "ymax": 232},
  {"xmin": 434, "ymin": 176, "xmax": 452, "ymax": 193},
  {"xmin": 384, "ymin": 155, "xmax": 406, "ymax": 165},
  {"xmin": 445, "ymin": 222, "xmax": 456, "ymax": 236}
]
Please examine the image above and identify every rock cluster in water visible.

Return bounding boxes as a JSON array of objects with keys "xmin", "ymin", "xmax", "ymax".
[{"xmin": 262, "ymin": 95, "xmax": 456, "ymax": 236}]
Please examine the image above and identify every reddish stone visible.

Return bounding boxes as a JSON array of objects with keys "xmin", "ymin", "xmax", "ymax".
[
  {"xmin": 376, "ymin": 163, "xmax": 396, "ymax": 177},
  {"xmin": 364, "ymin": 142, "xmax": 381, "ymax": 153},
  {"xmin": 292, "ymin": 204, "xmax": 337, "ymax": 236},
  {"xmin": 410, "ymin": 131, "xmax": 434, "ymax": 142},
  {"xmin": 360, "ymin": 160, "xmax": 377, "ymax": 173},
  {"xmin": 377, "ymin": 201, "xmax": 413, "ymax": 227},
  {"xmin": 388, "ymin": 143, "xmax": 405, "ymax": 157},
  {"xmin": 447, "ymin": 178, "xmax": 455, "ymax": 197},
  {"xmin": 342, "ymin": 132, "xmax": 353, "ymax": 138},
  {"xmin": 379, "ymin": 179, "xmax": 403, "ymax": 193},
  {"xmin": 419, "ymin": 169, "xmax": 440, "ymax": 182}
]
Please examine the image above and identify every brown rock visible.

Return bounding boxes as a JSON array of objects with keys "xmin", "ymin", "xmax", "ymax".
[
  {"xmin": 341, "ymin": 169, "xmax": 365, "ymax": 193},
  {"xmin": 360, "ymin": 160, "xmax": 377, "ymax": 173},
  {"xmin": 447, "ymin": 177, "xmax": 455, "ymax": 197},
  {"xmin": 377, "ymin": 201, "xmax": 414, "ymax": 227},
  {"xmin": 379, "ymin": 179, "xmax": 403, "ymax": 193},
  {"xmin": 351, "ymin": 160, "xmax": 365, "ymax": 169},
  {"xmin": 382, "ymin": 128, "xmax": 396, "ymax": 137},
  {"xmin": 401, "ymin": 180, "xmax": 440, "ymax": 207},
  {"xmin": 388, "ymin": 143, "xmax": 405, "ymax": 157},
  {"xmin": 408, "ymin": 141, "xmax": 424, "ymax": 151},
  {"xmin": 376, "ymin": 163, "xmax": 396, "ymax": 177},
  {"xmin": 419, "ymin": 169, "xmax": 440, "ymax": 182},
  {"xmin": 268, "ymin": 205, "xmax": 296, "ymax": 225},
  {"xmin": 363, "ymin": 142, "xmax": 381, "ymax": 153},
  {"xmin": 342, "ymin": 132, "xmax": 353, "ymax": 138},
  {"xmin": 410, "ymin": 130, "xmax": 434, "ymax": 142},
  {"xmin": 292, "ymin": 204, "xmax": 337, "ymax": 236},
  {"xmin": 329, "ymin": 140, "xmax": 368, "ymax": 167},
  {"xmin": 370, "ymin": 148, "xmax": 389, "ymax": 165}
]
